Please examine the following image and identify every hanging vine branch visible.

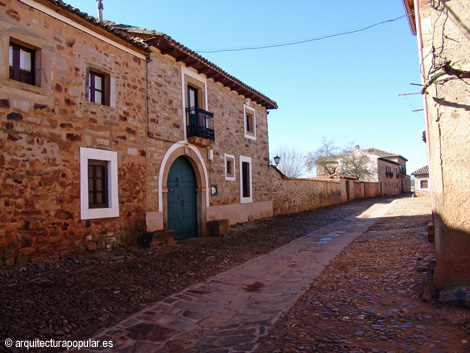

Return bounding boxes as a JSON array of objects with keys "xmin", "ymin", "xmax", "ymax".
[{"xmin": 422, "ymin": 61, "xmax": 470, "ymax": 93}]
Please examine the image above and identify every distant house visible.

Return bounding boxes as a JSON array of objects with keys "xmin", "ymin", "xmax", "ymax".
[
  {"xmin": 403, "ymin": 0, "xmax": 470, "ymax": 289},
  {"xmin": 411, "ymin": 166, "xmax": 430, "ymax": 194},
  {"xmin": 0, "ymin": 0, "xmax": 277, "ymax": 265},
  {"xmin": 316, "ymin": 146, "xmax": 411, "ymax": 195}
]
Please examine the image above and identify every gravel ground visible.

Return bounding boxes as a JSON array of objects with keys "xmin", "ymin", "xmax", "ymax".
[
  {"xmin": 256, "ymin": 196, "xmax": 470, "ymax": 353},
  {"xmin": 0, "ymin": 196, "xmax": 392, "ymax": 352}
]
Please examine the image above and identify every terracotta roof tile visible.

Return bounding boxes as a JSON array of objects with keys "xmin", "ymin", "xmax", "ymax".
[{"xmin": 411, "ymin": 165, "xmax": 429, "ymax": 175}]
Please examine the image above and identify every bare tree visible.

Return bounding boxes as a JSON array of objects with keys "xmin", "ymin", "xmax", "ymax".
[
  {"xmin": 339, "ymin": 151, "xmax": 373, "ymax": 181},
  {"xmin": 272, "ymin": 146, "xmax": 308, "ymax": 179},
  {"xmin": 305, "ymin": 137, "xmax": 341, "ymax": 176},
  {"xmin": 307, "ymin": 138, "xmax": 374, "ymax": 180},
  {"xmin": 338, "ymin": 143, "xmax": 374, "ymax": 181}
]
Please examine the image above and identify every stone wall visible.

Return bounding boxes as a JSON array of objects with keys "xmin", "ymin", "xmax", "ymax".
[
  {"xmin": 0, "ymin": 0, "xmax": 148, "ymax": 265},
  {"xmin": 417, "ymin": 0, "xmax": 470, "ymax": 287},
  {"xmin": 377, "ymin": 159, "xmax": 409, "ymax": 196},
  {"xmin": 145, "ymin": 50, "xmax": 272, "ymax": 229},
  {"xmin": 270, "ymin": 168, "xmax": 380, "ymax": 216},
  {"xmin": 0, "ymin": 0, "xmax": 274, "ymax": 266}
]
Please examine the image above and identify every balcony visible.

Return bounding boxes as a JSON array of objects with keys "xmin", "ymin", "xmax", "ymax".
[{"xmin": 186, "ymin": 106, "xmax": 214, "ymax": 147}]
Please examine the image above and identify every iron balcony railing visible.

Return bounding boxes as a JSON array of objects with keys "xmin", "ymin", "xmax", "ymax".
[{"xmin": 186, "ymin": 106, "xmax": 214, "ymax": 141}]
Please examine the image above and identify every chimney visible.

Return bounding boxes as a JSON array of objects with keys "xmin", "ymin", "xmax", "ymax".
[{"xmin": 96, "ymin": 0, "xmax": 103, "ymax": 22}]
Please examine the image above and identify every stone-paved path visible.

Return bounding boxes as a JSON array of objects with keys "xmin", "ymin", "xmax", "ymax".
[{"xmin": 85, "ymin": 199, "xmax": 398, "ymax": 352}]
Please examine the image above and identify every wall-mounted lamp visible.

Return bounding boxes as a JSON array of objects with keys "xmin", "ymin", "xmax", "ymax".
[{"xmin": 269, "ymin": 155, "xmax": 280, "ymax": 169}]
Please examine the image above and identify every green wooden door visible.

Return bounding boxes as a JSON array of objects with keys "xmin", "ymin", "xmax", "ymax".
[{"xmin": 167, "ymin": 157, "xmax": 198, "ymax": 240}]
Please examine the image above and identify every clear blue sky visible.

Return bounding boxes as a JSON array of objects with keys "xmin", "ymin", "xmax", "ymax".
[{"xmin": 66, "ymin": 0, "xmax": 427, "ymax": 175}]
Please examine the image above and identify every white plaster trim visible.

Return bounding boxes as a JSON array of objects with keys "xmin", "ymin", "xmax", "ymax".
[
  {"xmin": 19, "ymin": 0, "xmax": 146, "ymax": 60},
  {"xmin": 158, "ymin": 141, "xmax": 209, "ymax": 212},
  {"xmin": 80, "ymin": 147, "xmax": 119, "ymax": 220},
  {"xmin": 244, "ymin": 105, "xmax": 256, "ymax": 140},
  {"xmin": 224, "ymin": 154, "xmax": 236, "ymax": 181},
  {"xmin": 418, "ymin": 177, "xmax": 430, "ymax": 190},
  {"xmin": 181, "ymin": 67, "xmax": 208, "ymax": 140},
  {"xmin": 239, "ymin": 155, "xmax": 253, "ymax": 203}
]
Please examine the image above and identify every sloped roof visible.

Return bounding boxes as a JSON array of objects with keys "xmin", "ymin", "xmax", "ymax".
[
  {"xmin": 316, "ymin": 147, "xmax": 407, "ymax": 164},
  {"xmin": 377, "ymin": 157, "xmax": 400, "ymax": 166},
  {"xmin": 316, "ymin": 155, "xmax": 340, "ymax": 163},
  {"xmin": 39, "ymin": 1, "xmax": 277, "ymax": 110},
  {"xmin": 364, "ymin": 148, "xmax": 408, "ymax": 161},
  {"xmin": 41, "ymin": 0, "xmax": 150, "ymax": 52},
  {"xmin": 411, "ymin": 165, "xmax": 429, "ymax": 176},
  {"xmin": 110, "ymin": 23, "xmax": 278, "ymax": 110},
  {"xmin": 402, "ymin": 0, "xmax": 417, "ymax": 35}
]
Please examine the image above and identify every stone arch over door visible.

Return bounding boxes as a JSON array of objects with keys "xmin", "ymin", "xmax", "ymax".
[{"xmin": 158, "ymin": 143, "xmax": 209, "ymax": 237}]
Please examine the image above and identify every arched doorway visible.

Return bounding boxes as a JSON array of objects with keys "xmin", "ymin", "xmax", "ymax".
[{"xmin": 167, "ymin": 156, "xmax": 198, "ymax": 240}]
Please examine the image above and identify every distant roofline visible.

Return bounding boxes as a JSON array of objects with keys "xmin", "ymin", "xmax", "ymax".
[
  {"xmin": 377, "ymin": 157, "xmax": 401, "ymax": 166},
  {"xmin": 411, "ymin": 165, "xmax": 429, "ymax": 176}
]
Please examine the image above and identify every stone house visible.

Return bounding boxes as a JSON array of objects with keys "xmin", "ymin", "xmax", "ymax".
[
  {"xmin": 411, "ymin": 165, "xmax": 430, "ymax": 194},
  {"xmin": 403, "ymin": 0, "xmax": 470, "ymax": 289},
  {"xmin": 0, "ymin": 0, "xmax": 276, "ymax": 265},
  {"xmin": 316, "ymin": 146, "xmax": 411, "ymax": 195}
]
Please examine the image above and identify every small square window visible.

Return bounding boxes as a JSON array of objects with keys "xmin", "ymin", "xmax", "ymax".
[
  {"xmin": 420, "ymin": 180, "xmax": 429, "ymax": 189},
  {"xmin": 9, "ymin": 42, "xmax": 35, "ymax": 85},
  {"xmin": 244, "ymin": 105, "xmax": 256, "ymax": 140},
  {"xmin": 87, "ymin": 69, "xmax": 109, "ymax": 105},
  {"xmin": 225, "ymin": 154, "xmax": 236, "ymax": 181}
]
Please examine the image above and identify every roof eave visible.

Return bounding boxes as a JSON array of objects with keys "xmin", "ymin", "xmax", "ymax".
[
  {"xmin": 39, "ymin": 0, "xmax": 150, "ymax": 54},
  {"xmin": 402, "ymin": 0, "xmax": 417, "ymax": 36},
  {"xmin": 149, "ymin": 35, "xmax": 278, "ymax": 110}
]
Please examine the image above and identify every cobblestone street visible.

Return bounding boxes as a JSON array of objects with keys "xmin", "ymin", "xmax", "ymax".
[
  {"xmin": 257, "ymin": 196, "xmax": 470, "ymax": 353},
  {"xmin": 1, "ymin": 195, "xmax": 469, "ymax": 352}
]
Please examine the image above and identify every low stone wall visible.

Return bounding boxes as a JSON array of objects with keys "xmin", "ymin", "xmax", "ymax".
[
  {"xmin": 353, "ymin": 181, "xmax": 381, "ymax": 199},
  {"xmin": 271, "ymin": 168, "xmax": 380, "ymax": 216}
]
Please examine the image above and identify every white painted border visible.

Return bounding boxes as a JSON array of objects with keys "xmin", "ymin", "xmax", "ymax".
[
  {"xmin": 224, "ymin": 153, "xmax": 236, "ymax": 181},
  {"xmin": 19, "ymin": 0, "xmax": 146, "ymax": 60},
  {"xmin": 181, "ymin": 67, "xmax": 208, "ymax": 140},
  {"xmin": 80, "ymin": 147, "xmax": 119, "ymax": 220},
  {"xmin": 244, "ymin": 105, "xmax": 256, "ymax": 140},
  {"xmin": 239, "ymin": 155, "xmax": 253, "ymax": 203},
  {"xmin": 418, "ymin": 177, "xmax": 430, "ymax": 190},
  {"xmin": 158, "ymin": 141, "xmax": 209, "ymax": 212}
]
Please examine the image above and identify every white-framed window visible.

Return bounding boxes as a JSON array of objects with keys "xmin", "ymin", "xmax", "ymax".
[
  {"xmin": 225, "ymin": 154, "xmax": 236, "ymax": 181},
  {"xmin": 181, "ymin": 67, "xmax": 208, "ymax": 129},
  {"xmin": 419, "ymin": 178, "xmax": 429, "ymax": 190},
  {"xmin": 80, "ymin": 147, "xmax": 119, "ymax": 220},
  {"xmin": 244, "ymin": 105, "xmax": 256, "ymax": 140},
  {"xmin": 240, "ymin": 156, "xmax": 252, "ymax": 203}
]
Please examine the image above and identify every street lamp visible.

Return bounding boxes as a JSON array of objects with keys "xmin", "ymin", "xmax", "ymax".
[{"xmin": 273, "ymin": 155, "xmax": 280, "ymax": 167}]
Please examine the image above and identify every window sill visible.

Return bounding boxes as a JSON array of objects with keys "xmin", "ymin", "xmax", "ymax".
[
  {"xmin": 0, "ymin": 78, "xmax": 50, "ymax": 98},
  {"xmin": 80, "ymin": 207, "xmax": 119, "ymax": 220}
]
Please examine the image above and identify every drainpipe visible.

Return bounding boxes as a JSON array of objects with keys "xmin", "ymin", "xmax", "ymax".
[{"xmin": 414, "ymin": 0, "xmax": 436, "ymax": 217}]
